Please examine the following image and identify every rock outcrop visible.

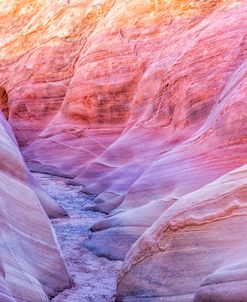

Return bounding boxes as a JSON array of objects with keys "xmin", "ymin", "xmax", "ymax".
[
  {"xmin": 0, "ymin": 0, "xmax": 246, "ymax": 301},
  {"xmin": 0, "ymin": 111, "xmax": 67, "ymax": 219},
  {"xmin": 117, "ymin": 164, "xmax": 247, "ymax": 301},
  {"xmin": 0, "ymin": 113, "xmax": 71, "ymax": 301}
]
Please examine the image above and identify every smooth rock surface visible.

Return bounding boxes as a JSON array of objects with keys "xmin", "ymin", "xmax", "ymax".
[
  {"xmin": 0, "ymin": 113, "xmax": 71, "ymax": 301},
  {"xmin": 0, "ymin": 113, "xmax": 66, "ymax": 218},
  {"xmin": 0, "ymin": 0, "xmax": 247, "ymax": 300},
  {"xmin": 0, "ymin": 0, "xmax": 246, "ymax": 261},
  {"xmin": 117, "ymin": 164, "xmax": 247, "ymax": 301}
]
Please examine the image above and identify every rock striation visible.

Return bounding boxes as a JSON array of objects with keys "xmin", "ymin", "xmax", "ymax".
[
  {"xmin": 0, "ymin": 110, "xmax": 67, "ymax": 219},
  {"xmin": 117, "ymin": 164, "xmax": 247, "ymax": 301},
  {"xmin": 0, "ymin": 113, "xmax": 71, "ymax": 301},
  {"xmin": 0, "ymin": 0, "xmax": 247, "ymax": 301}
]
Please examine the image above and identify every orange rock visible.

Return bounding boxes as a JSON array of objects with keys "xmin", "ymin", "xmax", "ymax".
[{"xmin": 0, "ymin": 0, "xmax": 246, "ymax": 300}]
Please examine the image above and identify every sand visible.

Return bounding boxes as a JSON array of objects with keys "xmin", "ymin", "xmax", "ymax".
[{"xmin": 34, "ymin": 173, "xmax": 122, "ymax": 302}]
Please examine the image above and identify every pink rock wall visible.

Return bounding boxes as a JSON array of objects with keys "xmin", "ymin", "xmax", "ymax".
[
  {"xmin": 117, "ymin": 164, "xmax": 247, "ymax": 301},
  {"xmin": 0, "ymin": 113, "xmax": 71, "ymax": 301},
  {"xmin": 0, "ymin": 0, "xmax": 247, "ymax": 300}
]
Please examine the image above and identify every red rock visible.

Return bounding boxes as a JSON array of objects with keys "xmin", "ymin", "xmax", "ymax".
[
  {"xmin": 0, "ymin": 87, "xmax": 8, "ymax": 119},
  {"xmin": 0, "ymin": 0, "xmax": 247, "ymax": 300}
]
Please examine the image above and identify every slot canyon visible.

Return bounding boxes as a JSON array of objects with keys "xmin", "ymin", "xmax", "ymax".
[{"xmin": 0, "ymin": 0, "xmax": 246, "ymax": 301}]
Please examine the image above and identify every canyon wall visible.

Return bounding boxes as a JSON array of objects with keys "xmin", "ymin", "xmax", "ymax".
[
  {"xmin": 0, "ymin": 0, "xmax": 247, "ymax": 301},
  {"xmin": 117, "ymin": 164, "xmax": 247, "ymax": 301},
  {"xmin": 0, "ymin": 113, "xmax": 71, "ymax": 301}
]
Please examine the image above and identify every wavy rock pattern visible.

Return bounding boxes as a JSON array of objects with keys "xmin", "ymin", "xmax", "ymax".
[
  {"xmin": 0, "ymin": 112, "xmax": 67, "ymax": 219},
  {"xmin": 0, "ymin": 0, "xmax": 247, "ymax": 301},
  {"xmin": 117, "ymin": 164, "xmax": 247, "ymax": 301},
  {"xmin": 0, "ymin": 113, "xmax": 71, "ymax": 301}
]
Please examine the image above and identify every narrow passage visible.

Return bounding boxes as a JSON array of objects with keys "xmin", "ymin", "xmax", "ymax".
[{"xmin": 35, "ymin": 173, "xmax": 122, "ymax": 302}]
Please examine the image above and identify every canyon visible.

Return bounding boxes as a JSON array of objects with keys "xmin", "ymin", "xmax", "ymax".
[{"xmin": 0, "ymin": 0, "xmax": 247, "ymax": 301}]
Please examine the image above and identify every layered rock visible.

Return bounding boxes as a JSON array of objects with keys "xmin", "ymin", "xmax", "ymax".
[
  {"xmin": 0, "ymin": 113, "xmax": 71, "ymax": 301},
  {"xmin": 117, "ymin": 164, "xmax": 247, "ymax": 301},
  {"xmin": 80, "ymin": 0, "xmax": 247, "ymax": 259},
  {"xmin": 0, "ymin": 0, "xmax": 247, "ymax": 300},
  {"xmin": 0, "ymin": 112, "xmax": 67, "ymax": 218}
]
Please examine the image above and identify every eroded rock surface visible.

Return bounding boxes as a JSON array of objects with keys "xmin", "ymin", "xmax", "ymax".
[
  {"xmin": 0, "ymin": 113, "xmax": 71, "ymax": 301},
  {"xmin": 117, "ymin": 164, "xmax": 247, "ymax": 301},
  {"xmin": 0, "ymin": 0, "xmax": 247, "ymax": 301}
]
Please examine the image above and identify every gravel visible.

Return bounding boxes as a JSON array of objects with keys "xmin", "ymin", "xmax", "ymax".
[{"xmin": 34, "ymin": 173, "xmax": 122, "ymax": 302}]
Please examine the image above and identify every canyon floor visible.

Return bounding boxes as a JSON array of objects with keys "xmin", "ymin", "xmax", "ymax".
[{"xmin": 34, "ymin": 173, "xmax": 122, "ymax": 302}]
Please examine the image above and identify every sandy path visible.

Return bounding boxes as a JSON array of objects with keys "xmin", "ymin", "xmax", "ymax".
[{"xmin": 34, "ymin": 173, "xmax": 122, "ymax": 302}]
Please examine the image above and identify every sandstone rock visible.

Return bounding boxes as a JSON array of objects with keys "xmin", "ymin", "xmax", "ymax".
[
  {"xmin": 0, "ymin": 114, "xmax": 71, "ymax": 301},
  {"xmin": 79, "ymin": 0, "xmax": 247, "ymax": 259},
  {"xmin": 117, "ymin": 164, "xmax": 247, "ymax": 301},
  {"xmin": 0, "ymin": 87, "xmax": 8, "ymax": 119},
  {"xmin": 0, "ymin": 0, "xmax": 246, "ymax": 300},
  {"xmin": 0, "ymin": 113, "xmax": 67, "ymax": 218},
  {"xmin": 0, "ymin": 1, "xmax": 246, "ymax": 260}
]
